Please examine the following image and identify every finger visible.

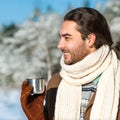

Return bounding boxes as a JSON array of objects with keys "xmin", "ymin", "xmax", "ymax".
[
  {"xmin": 21, "ymin": 85, "xmax": 33, "ymax": 95},
  {"xmin": 21, "ymin": 81, "xmax": 28, "ymax": 91},
  {"xmin": 20, "ymin": 85, "xmax": 33, "ymax": 105},
  {"xmin": 25, "ymin": 85, "xmax": 33, "ymax": 95}
]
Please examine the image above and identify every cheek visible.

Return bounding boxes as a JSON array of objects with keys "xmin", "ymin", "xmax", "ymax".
[
  {"xmin": 72, "ymin": 44, "xmax": 88, "ymax": 58},
  {"xmin": 67, "ymin": 40, "xmax": 86, "ymax": 54},
  {"xmin": 71, "ymin": 42, "xmax": 84, "ymax": 51}
]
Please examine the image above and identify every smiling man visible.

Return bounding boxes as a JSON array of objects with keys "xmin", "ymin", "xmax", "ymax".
[
  {"xmin": 58, "ymin": 20, "xmax": 96, "ymax": 65},
  {"xmin": 20, "ymin": 7, "xmax": 120, "ymax": 120}
]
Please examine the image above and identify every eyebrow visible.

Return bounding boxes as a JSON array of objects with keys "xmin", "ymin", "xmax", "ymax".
[{"xmin": 59, "ymin": 33, "xmax": 72, "ymax": 37}]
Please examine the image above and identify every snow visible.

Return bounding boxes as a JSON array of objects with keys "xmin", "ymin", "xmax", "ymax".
[
  {"xmin": 0, "ymin": 88, "xmax": 27, "ymax": 120},
  {"xmin": 111, "ymin": 17, "xmax": 120, "ymax": 32},
  {"xmin": 0, "ymin": 12, "xmax": 61, "ymax": 87}
]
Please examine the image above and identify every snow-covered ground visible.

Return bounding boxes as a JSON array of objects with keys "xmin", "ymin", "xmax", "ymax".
[{"xmin": 0, "ymin": 88, "xmax": 27, "ymax": 120}]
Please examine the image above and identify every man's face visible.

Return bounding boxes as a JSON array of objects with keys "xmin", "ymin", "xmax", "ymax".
[{"xmin": 58, "ymin": 20, "xmax": 90, "ymax": 65}]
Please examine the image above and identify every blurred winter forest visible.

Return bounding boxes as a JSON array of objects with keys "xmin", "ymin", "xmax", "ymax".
[
  {"xmin": 0, "ymin": 0, "xmax": 120, "ymax": 89},
  {"xmin": 0, "ymin": 11, "xmax": 62, "ymax": 88}
]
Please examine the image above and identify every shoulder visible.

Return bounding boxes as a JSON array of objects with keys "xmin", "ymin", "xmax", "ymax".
[{"xmin": 46, "ymin": 72, "xmax": 62, "ymax": 91}]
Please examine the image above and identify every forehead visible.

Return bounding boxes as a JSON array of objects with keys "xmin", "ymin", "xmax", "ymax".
[{"xmin": 59, "ymin": 20, "xmax": 78, "ymax": 34}]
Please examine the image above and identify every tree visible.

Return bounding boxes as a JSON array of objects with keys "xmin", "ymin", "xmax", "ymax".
[
  {"xmin": 0, "ymin": 11, "xmax": 62, "ymax": 87},
  {"xmin": 104, "ymin": 0, "xmax": 120, "ymax": 43},
  {"xmin": 1, "ymin": 23, "xmax": 18, "ymax": 37}
]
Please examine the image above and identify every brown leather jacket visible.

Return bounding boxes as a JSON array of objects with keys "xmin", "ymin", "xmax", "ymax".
[{"xmin": 44, "ymin": 73, "xmax": 120, "ymax": 120}]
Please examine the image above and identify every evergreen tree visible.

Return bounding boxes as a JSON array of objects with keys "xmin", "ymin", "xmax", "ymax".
[{"xmin": 104, "ymin": 0, "xmax": 120, "ymax": 43}]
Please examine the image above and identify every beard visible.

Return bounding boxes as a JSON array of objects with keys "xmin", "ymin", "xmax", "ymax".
[{"xmin": 63, "ymin": 46, "xmax": 89, "ymax": 65}]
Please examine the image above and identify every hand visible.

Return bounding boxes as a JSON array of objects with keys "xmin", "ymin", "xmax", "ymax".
[{"xmin": 20, "ymin": 81, "xmax": 45, "ymax": 120}]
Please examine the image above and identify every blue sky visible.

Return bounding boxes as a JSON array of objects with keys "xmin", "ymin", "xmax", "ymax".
[
  {"xmin": 0, "ymin": 0, "xmax": 106, "ymax": 25},
  {"xmin": 0, "ymin": 0, "xmax": 35, "ymax": 25}
]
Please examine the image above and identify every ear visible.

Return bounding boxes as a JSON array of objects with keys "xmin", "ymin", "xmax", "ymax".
[{"xmin": 86, "ymin": 33, "xmax": 96, "ymax": 48}]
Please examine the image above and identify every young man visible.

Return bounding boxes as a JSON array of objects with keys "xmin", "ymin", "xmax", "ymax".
[{"xmin": 20, "ymin": 7, "xmax": 120, "ymax": 120}]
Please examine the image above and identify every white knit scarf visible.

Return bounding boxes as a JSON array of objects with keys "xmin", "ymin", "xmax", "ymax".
[{"xmin": 55, "ymin": 45, "xmax": 120, "ymax": 120}]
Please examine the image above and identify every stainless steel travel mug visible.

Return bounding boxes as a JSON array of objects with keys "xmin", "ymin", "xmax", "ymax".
[{"xmin": 27, "ymin": 78, "xmax": 45, "ymax": 94}]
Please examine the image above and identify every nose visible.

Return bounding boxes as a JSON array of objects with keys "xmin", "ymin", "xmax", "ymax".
[{"xmin": 57, "ymin": 38, "xmax": 65, "ymax": 50}]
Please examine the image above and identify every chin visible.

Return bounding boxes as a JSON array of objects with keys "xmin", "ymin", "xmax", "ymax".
[{"xmin": 64, "ymin": 60, "xmax": 73, "ymax": 65}]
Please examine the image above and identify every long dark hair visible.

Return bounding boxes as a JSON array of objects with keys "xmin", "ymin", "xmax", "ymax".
[{"xmin": 64, "ymin": 7, "xmax": 113, "ymax": 49}]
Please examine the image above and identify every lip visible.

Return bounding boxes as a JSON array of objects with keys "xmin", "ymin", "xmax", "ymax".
[{"xmin": 63, "ymin": 52, "xmax": 69, "ymax": 58}]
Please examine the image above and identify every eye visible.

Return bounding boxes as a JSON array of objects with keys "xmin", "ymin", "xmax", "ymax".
[{"xmin": 64, "ymin": 36, "xmax": 72, "ymax": 41}]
